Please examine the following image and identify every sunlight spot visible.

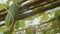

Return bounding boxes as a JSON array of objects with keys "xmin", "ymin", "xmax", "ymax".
[
  {"xmin": 23, "ymin": 10, "xmax": 32, "ymax": 14},
  {"xmin": 9, "ymin": 1, "xmax": 13, "ymax": 6},
  {"xmin": 0, "ymin": 21, "xmax": 5, "ymax": 25},
  {"xmin": 0, "ymin": 32, "xmax": 3, "ymax": 34},
  {"xmin": 21, "ymin": 0, "xmax": 30, "ymax": 6},
  {"xmin": 32, "ymin": 16, "xmax": 42, "ymax": 25},
  {"xmin": 0, "ymin": 0, "xmax": 7, "ymax": 4}
]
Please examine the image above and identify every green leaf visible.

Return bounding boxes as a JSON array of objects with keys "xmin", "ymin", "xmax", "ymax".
[
  {"xmin": 41, "ymin": 14, "xmax": 48, "ymax": 20},
  {"xmin": 26, "ymin": 26, "xmax": 35, "ymax": 34},
  {"xmin": 0, "ymin": 27, "xmax": 6, "ymax": 32}
]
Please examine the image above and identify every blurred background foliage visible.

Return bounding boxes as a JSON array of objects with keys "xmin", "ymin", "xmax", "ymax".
[{"xmin": 0, "ymin": 0, "xmax": 60, "ymax": 34}]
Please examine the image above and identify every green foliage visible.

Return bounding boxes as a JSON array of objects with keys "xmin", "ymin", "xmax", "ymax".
[
  {"xmin": 26, "ymin": 26, "xmax": 35, "ymax": 34},
  {"xmin": 0, "ymin": 27, "xmax": 6, "ymax": 32},
  {"xmin": 16, "ymin": 20, "xmax": 25, "ymax": 29},
  {"xmin": 51, "ymin": 7, "xmax": 60, "ymax": 33},
  {"xmin": 41, "ymin": 14, "xmax": 48, "ymax": 20},
  {"xmin": 46, "ymin": 29, "xmax": 53, "ymax": 34},
  {"xmin": 0, "ymin": 0, "xmax": 60, "ymax": 34},
  {"xmin": 0, "ymin": 0, "xmax": 9, "ymax": 9}
]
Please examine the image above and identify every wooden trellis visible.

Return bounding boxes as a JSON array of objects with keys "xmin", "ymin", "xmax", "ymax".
[
  {"xmin": 0, "ymin": 0, "xmax": 60, "ymax": 25},
  {"xmin": 0, "ymin": 0, "xmax": 60, "ymax": 21},
  {"xmin": 0, "ymin": 0, "xmax": 60, "ymax": 34}
]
